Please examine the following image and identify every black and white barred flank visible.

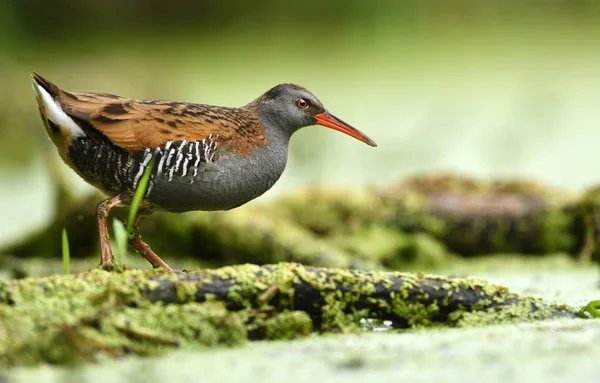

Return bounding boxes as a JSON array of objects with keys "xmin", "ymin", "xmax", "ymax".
[
  {"xmin": 155, "ymin": 134, "xmax": 218, "ymax": 183},
  {"xmin": 68, "ymin": 134, "xmax": 219, "ymax": 197}
]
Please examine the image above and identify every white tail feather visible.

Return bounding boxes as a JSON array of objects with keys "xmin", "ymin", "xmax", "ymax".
[{"xmin": 33, "ymin": 81, "xmax": 85, "ymax": 137}]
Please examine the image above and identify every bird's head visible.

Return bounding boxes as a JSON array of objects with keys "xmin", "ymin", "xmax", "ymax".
[{"xmin": 252, "ymin": 84, "xmax": 376, "ymax": 147}]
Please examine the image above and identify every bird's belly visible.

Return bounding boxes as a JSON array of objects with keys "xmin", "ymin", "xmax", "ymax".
[
  {"xmin": 146, "ymin": 151, "xmax": 286, "ymax": 212},
  {"xmin": 64, "ymin": 137, "xmax": 288, "ymax": 212}
]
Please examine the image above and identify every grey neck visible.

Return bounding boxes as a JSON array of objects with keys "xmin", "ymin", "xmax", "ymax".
[
  {"xmin": 253, "ymin": 112, "xmax": 290, "ymax": 179},
  {"xmin": 255, "ymin": 103, "xmax": 298, "ymax": 147}
]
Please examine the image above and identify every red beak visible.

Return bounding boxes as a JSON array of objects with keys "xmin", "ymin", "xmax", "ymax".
[{"xmin": 313, "ymin": 112, "xmax": 377, "ymax": 147}]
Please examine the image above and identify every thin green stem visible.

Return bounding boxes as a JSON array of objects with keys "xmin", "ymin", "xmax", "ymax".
[
  {"xmin": 62, "ymin": 228, "xmax": 70, "ymax": 274},
  {"xmin": 127, "ymin": 153, "xmax": 156, "ymax": 234},
  {"xmin": 113, "ymin": 218, "xmax": 129, "ymax": 261}
]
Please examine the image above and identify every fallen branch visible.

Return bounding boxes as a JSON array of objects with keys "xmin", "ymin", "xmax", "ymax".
[
  {"xmin": 143, "ymin": 263, "xmax": 577, "ymax": 328},
  {"xmin": 0, "ymin": 262, "xmax": 581, "ymax": 366}
]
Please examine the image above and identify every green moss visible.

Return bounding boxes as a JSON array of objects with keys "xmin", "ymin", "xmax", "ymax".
[
  {"xmin": 8, "ymin": 174, "xmax": 593, "ymax": 278},
  {"xmin": 265, "ymin": 188, "xmax": 382, "ymax": 236},
  {"xmin": 0, "ymin": 299, "xmax": 247, "ymax": 366},
  {"xmin": 252, "ymin": 311, "xmax": 313, "ymax": 340},
  {"xmin": 0, "ymin": 263, "xmax": 581, "ymax": 367},
  {"xmin": 150, "ymin": 209, "xmax": 380, "ymax": 270},
  {"xmin": 454, "ymin": 298, "xmax": 566, "ymax": 327},
  {"xmin": 0, "ymin": 267, "xmax": 313, "ymax": 367},
  {"xmin": 377, "ymin": 175, "xmax": 580, "ymax": 257}
]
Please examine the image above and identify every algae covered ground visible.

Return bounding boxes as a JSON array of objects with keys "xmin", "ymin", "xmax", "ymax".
[
  {"xmin": 2, "ymin": 255, "xmax": 599, "ymax": 383},
  {"xmin": 2, "ymin": 177, "xmax": 600, "ymax": 381},
  {"xmin": 9, "ymin": 319, "xmax": 600, "ymax": 383},
  {"xmin": 0, "ymin": 261, "xmax": 578, "ymax": 367}
]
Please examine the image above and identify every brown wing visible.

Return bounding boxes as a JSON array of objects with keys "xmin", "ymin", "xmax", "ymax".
[{"xmin": 33, "ymin": 73, "xmax": 268, "ymax": 155}]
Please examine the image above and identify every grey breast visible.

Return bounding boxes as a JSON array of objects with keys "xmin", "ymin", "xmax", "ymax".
[{"xmin": 145, "ymin": 137, "xmax": 288, "ymax": 212}]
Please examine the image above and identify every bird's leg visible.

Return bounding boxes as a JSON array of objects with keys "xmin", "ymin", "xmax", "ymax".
[
  {"xmin": 128, "ymin": 211, "xmax": 176, "ymax": 271},
  {"xmin": 96, "ymin": 193, "xmax": 129, "ymax": 270},
  {"xmin": 129, "ymin": 237, "xmax": 175, "ymax": 271}
]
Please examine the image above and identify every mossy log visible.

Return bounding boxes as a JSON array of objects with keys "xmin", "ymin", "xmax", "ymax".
[
  {"xmin": 243, "ymin": 174, "xmax": 598, "ymax": 260},
  {"xmin": 143, "ymin": 263, "xmax": 577, "ymax": 326},
  {"xmin": 0, "ymin": 263, "xmax": 578, "ymax": 366},
  {"xmin": 377, "ymin": 174, "xmax": 584, "ymax": 256}
]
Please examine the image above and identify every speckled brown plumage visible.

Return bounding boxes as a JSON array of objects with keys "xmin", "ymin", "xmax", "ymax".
[{"xmin": 32, "ymin": 73, "xmax": 268, "ymax": 156}]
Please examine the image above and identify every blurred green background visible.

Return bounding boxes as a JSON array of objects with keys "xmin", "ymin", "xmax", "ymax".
[{"xmin": 1, "ymin": 0, "xmax": 600, "ymax": 247}]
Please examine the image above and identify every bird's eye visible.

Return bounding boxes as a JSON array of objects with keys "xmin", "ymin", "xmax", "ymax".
[{"xmin": 297, "ymin": 99, "xmax": 308, "ymax": 109}]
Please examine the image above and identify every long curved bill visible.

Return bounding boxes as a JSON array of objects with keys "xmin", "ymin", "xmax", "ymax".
[{"xmin": 313, "ymin": 111, "xmax": 377, "ymax": 147}]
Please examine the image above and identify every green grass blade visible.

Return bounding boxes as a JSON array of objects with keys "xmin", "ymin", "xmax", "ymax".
[
  {"xmin": 578, "ymin": 300, "xmax": 600, "ymax": 318},
  {"xmin": 113, "ymin": 218, "xmax": 129, "ymax": 260},
  {"xmin": 61, "ymin": 228, "xmax": 70, "ymax": 274},
  {"xmin": 127, "ymin": 153, "xmax": 156, "ymax": 233}
]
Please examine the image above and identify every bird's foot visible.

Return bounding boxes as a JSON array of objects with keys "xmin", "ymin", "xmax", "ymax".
[
  {"xmin": 99, "ymin": 240, "xmax": 114, "ymax": 270},
  {"xmin": 100, "ymin": 262, "xmax": 115, "ymax": 272}
]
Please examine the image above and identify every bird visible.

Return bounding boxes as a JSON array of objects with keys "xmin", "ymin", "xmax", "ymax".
[{"xmin": 31, "ymin": 73, "xmax": 377, "ymax": 272}]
